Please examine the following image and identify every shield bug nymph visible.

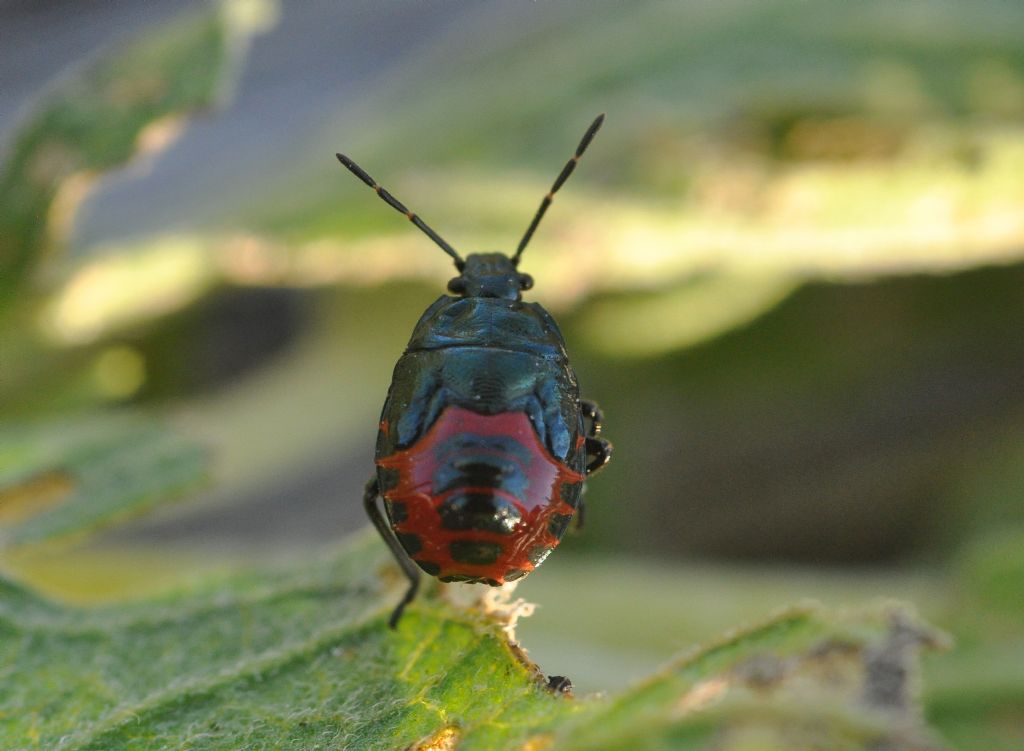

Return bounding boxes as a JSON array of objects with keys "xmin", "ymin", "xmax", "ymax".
[{"xmin": 337, "ymin": 115, "xmax": 612, "ymax": 627}]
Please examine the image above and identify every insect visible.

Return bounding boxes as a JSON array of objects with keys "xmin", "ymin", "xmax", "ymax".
[{"xmin": 337, "ymin": 114, "xmax": 612, "ymax": 628}]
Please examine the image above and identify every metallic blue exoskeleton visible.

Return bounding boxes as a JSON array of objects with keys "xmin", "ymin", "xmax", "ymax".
[{"xmin": 380, "ymin": 254, "xmax": 585, "ymax": 469}]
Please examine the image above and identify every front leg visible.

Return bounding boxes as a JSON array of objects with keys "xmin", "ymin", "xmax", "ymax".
[
  {"xmin": 580, "ymin": 398, "xmax": 612, "ymax": 475},
  {"xmin": 580, "ymin": 399, "xmax": 605, "ymax": 438},
  {"xmin": 576, "ymin": 399, "xmax": 612, "ymax": 530},
  {"xmin": 363, "ymin": 476, "xmax": 420, "ymax": 629}
]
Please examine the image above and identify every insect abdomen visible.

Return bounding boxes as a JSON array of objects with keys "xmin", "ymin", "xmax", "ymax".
[{"xmin": 377, "ymin": 405, "xmax": 583, "ymax": 584}]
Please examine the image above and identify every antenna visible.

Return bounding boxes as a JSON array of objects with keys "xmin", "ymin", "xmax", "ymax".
[
  {"xmin": 336, "ymin": 153, "xmax": 464, "ymax": 267},
  {"xmin": 512, "ymin": 113, "xmax": 604, "ymax": 265}
]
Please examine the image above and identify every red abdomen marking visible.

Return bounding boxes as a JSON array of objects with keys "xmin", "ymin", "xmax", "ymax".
[{"xmin": 377, "ymin": 405, "xmax": 583, "ymax": 584}]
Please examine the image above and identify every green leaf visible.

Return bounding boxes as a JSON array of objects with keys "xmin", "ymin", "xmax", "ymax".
[
  {"xmin": 924, "ymin": 528, "xmax": 1024, "ymax": 751},
  {"xmin": 0, "ymin": 0, "xmax": 263, "ymax": 308},
  {"xmin": 1, "ymin": 529, "xmax": 946, "ymax": 750},
  {"xmin": 0, "ymin": 415, "xmax": 207, "ymax": 550}
]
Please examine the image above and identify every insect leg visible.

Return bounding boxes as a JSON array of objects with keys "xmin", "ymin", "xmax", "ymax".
[
  {"xmin": 363, "ymin": 476, "xmax": 420, "ymax": 629},
  {"xmin": 575, "ymin": 399, "xmax": 611, "ymax": 530},
  {"xmin": 575, "ymin": 493, "xmax": 587, "ymax": 531},
  {"xmin": 580, "ymin": 399, "xmax": 604, "ymax": 437},
  {"xmin": 581, "ymin": 399, "xmax": 612, "ymax": 475},
  {"xmin": 585, "ymin": 438, "xmax": 612, "ymax": 474}
]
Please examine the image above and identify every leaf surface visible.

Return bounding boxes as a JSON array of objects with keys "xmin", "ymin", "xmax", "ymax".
[
  {"xmin": 1, "ymin": 530, "xmax": 945, "ymax": 750},
  {"xmin": 0, "ymin": 415, "xmax": 207, "ymax": 550}
]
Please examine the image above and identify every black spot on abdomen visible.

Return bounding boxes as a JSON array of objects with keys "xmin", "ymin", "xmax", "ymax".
[
  {"xmin": 439, "ymin": 492, "xmax": 522, "ymax": 534},
  {"xmin": 416, "ymin": 560, "xmax": 441, "ymax": 576},
  {"xmin": 450, "ymin": 540, "xmax": 503, "ymax": 565},
  {"xmin": 396, "ymin": 532, "xmax": 422, "ymax": 556}
]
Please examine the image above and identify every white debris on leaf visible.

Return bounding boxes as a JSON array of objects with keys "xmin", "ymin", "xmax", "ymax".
[
  {"xmin": 442, "ymin": 580, "xmax": 536, "ymax": 642},
  {"xmin": 482, "ymin": 582, "xmax": 537, "ymax": 641}
]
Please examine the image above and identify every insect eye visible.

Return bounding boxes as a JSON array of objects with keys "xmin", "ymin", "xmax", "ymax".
[
  {"xmin": 447, "ymin": 277, "xmax": 467, "ymax": 294},
  {"xmin": 518, "ymin": 274, "xmax": 534, "ymax": 291}
]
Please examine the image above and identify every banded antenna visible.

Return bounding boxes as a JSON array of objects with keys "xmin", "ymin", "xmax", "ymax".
[
  {"xmin": 336, "ymin": 152, "xmax": 465, "ymax": 268},
  {"xmin": 512, "ymin": 113, "xmax": 605, "ymax": 265}
]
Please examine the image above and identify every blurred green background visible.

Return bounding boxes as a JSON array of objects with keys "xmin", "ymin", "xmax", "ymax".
[{"xmin": 2, "ymin": 1, "xmax": 1023, "ymax": 746}]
